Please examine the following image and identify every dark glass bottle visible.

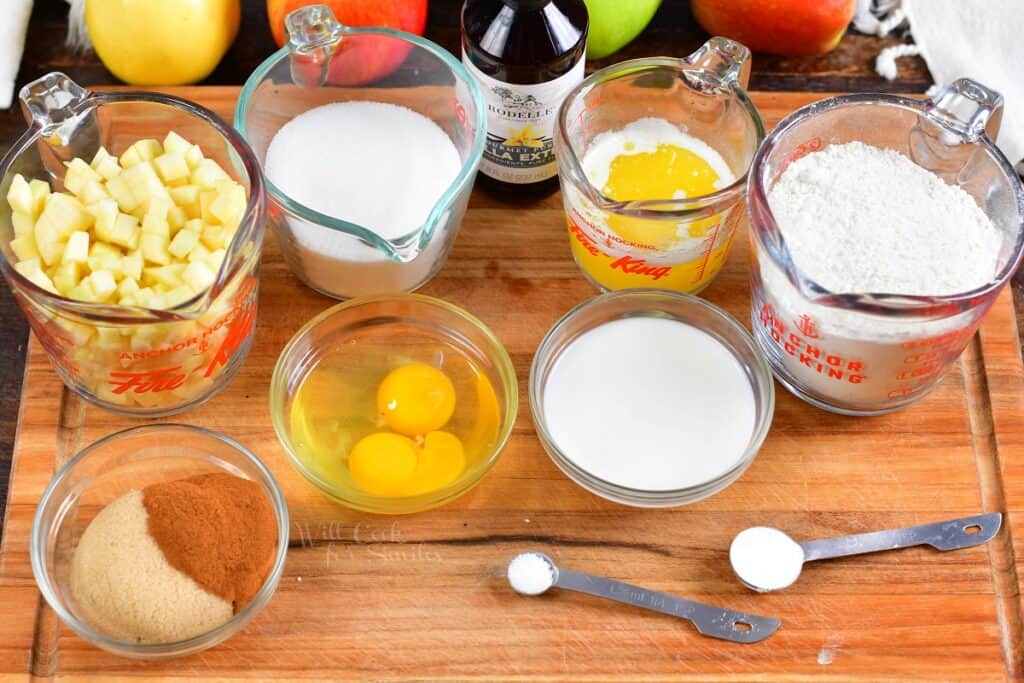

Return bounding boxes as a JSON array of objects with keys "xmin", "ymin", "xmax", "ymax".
[{"xmin": 461, "ymin": 0, "xmax": 588, "ymax": 195}]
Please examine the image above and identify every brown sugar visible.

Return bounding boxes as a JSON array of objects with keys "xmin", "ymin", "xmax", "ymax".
[{"xmin": 143, "ymin": 472, "xmax": 277, "ymax": 612}]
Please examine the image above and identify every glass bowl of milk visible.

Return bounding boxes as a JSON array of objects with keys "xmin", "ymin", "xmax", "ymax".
[
  {"xmin": 235, "ymin": 5, "xmax": 485, "ymax": 299},
  {"xmin": 529, "ymin": 289, "xmax": 774, "ymax": 507}
]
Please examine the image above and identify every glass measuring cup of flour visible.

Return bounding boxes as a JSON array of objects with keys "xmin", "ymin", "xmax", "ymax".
[
  {"xmin": 0, "ymin": 73, "xmax": 266, "ymax": 416},
  {"xmin": 747, "ymin": 79, "xmax": 1024, "ymax": 415},
  {"xmin": 554, "ymin": 37, "xmax": 764, "ymax": 294},
  {"xmin": 236, "ymin": 5, "xmax": 485, "ymax": 299}
]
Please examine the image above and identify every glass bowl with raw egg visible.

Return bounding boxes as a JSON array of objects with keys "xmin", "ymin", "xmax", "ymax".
[
  {"xmin": 270, "ymin": 294, "xmax": 518, "ymax": 514},
  {"xmin": 529, "ymin": 289, "xmax": 774, "ymax": 508}
]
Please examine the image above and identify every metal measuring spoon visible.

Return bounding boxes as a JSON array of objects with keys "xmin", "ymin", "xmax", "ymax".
[
  {"xmin": 730, "ymin": 512, "xmax": 1002, "ymax": 593},
  {"xmin": 507, "ymin": 551, "xmax": 780, "ymax": 644}
]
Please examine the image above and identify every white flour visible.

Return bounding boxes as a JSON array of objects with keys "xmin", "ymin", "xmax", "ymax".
[
  {"xmin": 754, "ymin": 141, "xmax": 1006, "ymax": 412},
  {"xmin": 768, "ymin": 141, "xmax": 1001, "ymax": 296},
  {"xmin": 265, "ymin": 102, "xmax": 463, "ymax": 298}
]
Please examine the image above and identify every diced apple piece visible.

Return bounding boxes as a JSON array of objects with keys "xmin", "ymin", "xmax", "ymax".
[
  {"xmin": 33, "ymin": 216, "xmax": 67, "ymax": 266},
  {"xmin": 167, "ymin": 206, "xmax": 186, "ymax": 232},
  {"xmin": 153, "ymin": 152, "xmax": 190, "ymax": 186},
  {"xmin": 12, "ymin": 211, "xmax": 33, "ymax": 236},
  {"xmin": 182, "ymin": 260, "xmax": 216, "ymax": 292},
  {"xmin": 14, "ymin": 258, "xmax": 58, "ymax": 293},
  {"xmin": 117, "ymin": 277, "xmax": 140, "ymax": 298},
  {"xmin": 87, "ymin": 270, "xmax": 118, "ymax": 301},
  {"xmin": 165, "ymin": 284, "xmax": 197, "ymax": 307},
  {"xmin": 134, "ymin": 139, "xmax": 162, "ymax": 161},
  {"xmin": 198, "ymin": 190, "xmax": 218, "ymax": 224},
  {"xmin": 163, "ymin": 131, "xmax": 192, "ymax": 155},
  {"xmin": 187, "ymin": 241, "xmax": 211, "ymax": 263},
  {"xmin": 143, "ymin": 263, "xmax": 186, "ymax": 289},
  {"xmin": 111, "ymin": 212, "xmax": 141, "ymax": 251},
  {"xmin": 11, "ymin": 234, "xmax": 40, "ymax": 262},
  {"xmin": 79, "ymin": 180, "xmax": 111, "ymax": 205},
  {"xmin": 184, "ymin": 144, "xmax": 204, "ymax": 170},
  {"xmin": 95, "ymin": 326, "xmax": 125, "ymax": 351},
  {"xmin": 142, "ymin": 198, "xmax": 171, "ymax": 238},
  {"xmin": 119, "ymin": 146, "xmax": 143, "ymax": 168},
  {"xmin": 63, "ymin": 158, "xmax": 102, "ymax": 196},
  {"xmin": 140, "ymin": 231, "xmax": 170, "ymax": 265},
  {"xmin": 168, "ymin": 228, "xmax": 199, "ymax": 259},
  {"xmin": 200, "ymin": 223, "xmax": 232, "ymax": 250},
  {"xmin": 52, "ymin": 261, "xmax": 84, "ymax": 295},
  {"xmin": 68, "ymin": 280, "xmax": 96, "ymax": 302},
  {"xmin": 105, "ymin": 175, "xmax": 140, "ymax": 213},
  {"xmin": 62, "ymin": 230, "xmax": 90, "ymax": 264},
  {"xmin": 40, "ymin": 193, "xmax": 92, "ymax": 238},
  {"xmin": 191, "ymin": 158, "xmax": 230, "ymax": 188},
  {"xmin": 122, "ymin": 250, "xmax": 144, "ymax": 281},
  {"xmin": 169, "ymin": 184, "xmax": 201, "ymax": 217},
  {"xmin": 210, "ymin": 182, "xmax": 246, "ymax": 227},
  {"xmin": 122, "ymin": 162, "xmax": 167, "ymax": 208},
  {"xmin": 88, "ymin": 198, "xmax": 117, "ymax": 237},
  {"xmin": 6, "ymin": 174, "xmax": 33, "ymax": 215},
  {"xmin": 29, "ymin": 180, "xmax": 50, "ymax": 217},
  {"xmin": 91, "ymin": 147, "xmax": 121, "ymax": 177},
  {"xmin": 206, "ymin": 247, "xmax": 228, "ymax": 271}
]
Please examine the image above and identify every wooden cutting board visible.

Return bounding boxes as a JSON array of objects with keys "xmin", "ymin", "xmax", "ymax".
[{"xmin": 1, "ymin": 89, "xmax": 1022, "ymax": 681}]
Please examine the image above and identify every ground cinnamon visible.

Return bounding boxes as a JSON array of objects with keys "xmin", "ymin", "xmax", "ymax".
[{"xmin": 142, "ymin": 472, "xmax": 277, "ymax": 612}]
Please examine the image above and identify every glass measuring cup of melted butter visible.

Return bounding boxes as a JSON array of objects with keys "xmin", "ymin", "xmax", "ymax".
[
  {"xmin": 746, "ymin": 80, "xmax": 1024, "ymax": 415},
  {"xmin": 236, "ymin": 5, "xmax": 485, "ymax": 299},
  {"xmin": 554, "ymin": 37, "xmax": 765, "ymax": 294},
  {"xmin": 0, "ymin": 73, "xmax": 266, "ymax": 416}
]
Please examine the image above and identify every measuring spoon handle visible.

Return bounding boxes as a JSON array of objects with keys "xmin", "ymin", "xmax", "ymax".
[
  {"xmin": 553, "ymin": 567, "xmax": 780, "ymax": 644},
  {"xmin": 800, "ymin": 512, "xmax": 1001, "ymax": 562}
]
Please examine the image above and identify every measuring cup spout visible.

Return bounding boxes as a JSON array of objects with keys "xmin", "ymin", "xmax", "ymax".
[
  {"xmin": 680, "ymin": 36, "xmax": 752, "ymax": 94},
  {"xmin": 285, "ymin": 5, "xmax": 346, "ymax": 89}
]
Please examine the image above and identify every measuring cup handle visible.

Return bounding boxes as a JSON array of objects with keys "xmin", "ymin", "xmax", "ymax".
[
  {"xmin": 19, "ymin": 72, "xmax": 91, "ymax": 142},
  {"xmin": 682, "ymin": 37, "xmax": 752, "ymax": 92},
  {"xmin": 285, "ymin": 4, "xmax": 346, "ymax": 89},
  {"xmin": 924, "ymin": 78, "xmax": 1004, "ymax": 143}
]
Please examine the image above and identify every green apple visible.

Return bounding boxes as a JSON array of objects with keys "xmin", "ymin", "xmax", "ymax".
[{"xmin": 585, "ymin": 0, "xmax": 662, "ymax": 59}]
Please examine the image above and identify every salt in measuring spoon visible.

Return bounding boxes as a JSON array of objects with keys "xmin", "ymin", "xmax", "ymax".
[
  {"xmin": 507, "ymin": 552, "xmax": 780, "ymax": 644},
  {"xmin": 730, "ymin": 512, "xmax": 1002, "ymax": 593}
]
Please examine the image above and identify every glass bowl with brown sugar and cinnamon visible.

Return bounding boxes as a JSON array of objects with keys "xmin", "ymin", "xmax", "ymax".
[{"xmin": 30, "ymin": 424, "xmax": 289, "ymax": 659}]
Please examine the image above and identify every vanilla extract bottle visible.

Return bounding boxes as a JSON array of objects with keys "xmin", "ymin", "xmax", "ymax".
[{"xmin": 461, "ymin": 0, "xmax": 588, "ymax": 195}]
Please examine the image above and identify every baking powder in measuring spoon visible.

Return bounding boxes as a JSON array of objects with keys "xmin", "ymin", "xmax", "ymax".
[{"xmin": 541, "ymin": 317, "xmax": 756, "ymax": 491}]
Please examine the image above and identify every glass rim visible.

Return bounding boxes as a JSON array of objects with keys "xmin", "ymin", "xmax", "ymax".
[
  {"xmin": 555, "ymin": 57, "xmax": 766, "ymax": 217},
  {"xmin": 528, "ymin": 288, "xmax": 775, "ymax": 507},
  {"xmin": 746, "ymin": 91, "xmax": 1024, "ymax": 316},
  {"xmin": 269, "ymin": 292, "xmax": 519, "ymax": 513},
  {"xmin": 234, "ymin": 26, "xmax": 487, "ymax": 262},
  {"xmin": 0, "ymin": 86, "xmax": 267, "ymax": 322},
  {"xmin": 29, "ymin": 423, "xmax": 290, "ymax": 656}
]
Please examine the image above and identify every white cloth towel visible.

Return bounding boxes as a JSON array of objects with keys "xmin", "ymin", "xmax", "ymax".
[
  {"xmin": 1, "ymin": 0, "xmax": 34, "ymax": 108},
  {"xmin": 872, "ymin": 0, "xmax": 1024, "ymax": 164}
]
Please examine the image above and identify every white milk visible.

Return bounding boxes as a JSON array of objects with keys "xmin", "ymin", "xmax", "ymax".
[
  {"xmin": 541, "ymin": 317, "xmax": 756, "ymax": 491},
  {"xmin": 265, "ymin": 101, "xmax": 463, "ymax": 297}
]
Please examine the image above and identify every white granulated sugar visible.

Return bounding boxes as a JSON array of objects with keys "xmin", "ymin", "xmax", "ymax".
[
  {"xmin": 265, "ymin": 101, "xmax": 462, "ymax": 297},
  {"xmin": 729, "ymin": 526, "xmax": 804, "ymax": 592},
  {"xmin": 768, "ymin": 141, "xmax": 1001, "ymax": 296},
  {"xmin": 507, "ymin": 553, "xmax": 555, "ymax": 596}
]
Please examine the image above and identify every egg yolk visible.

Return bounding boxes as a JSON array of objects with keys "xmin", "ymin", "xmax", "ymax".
[
  {"xmin": 348, "ymin": 430, "xmax": 465, "ymax": 497},
  {"xmin": 349, "ymin": 432, "xmax": 418, "ymax": 496},
  {"xmin": 602, "ymin": 143, "xmax": 725, "ymax": 250},
  {"xmin": 377, "ymin": 363, "xmax": 456, "ymax": 436}
]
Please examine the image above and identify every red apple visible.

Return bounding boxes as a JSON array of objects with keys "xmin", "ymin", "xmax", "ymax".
[
  {"xmin": 267, "ymin": 0, "xmax": 428, "ymax": 84},
  {"xmin": 691, "ymin": 0, "xmax": 856, "ymax": 57}
]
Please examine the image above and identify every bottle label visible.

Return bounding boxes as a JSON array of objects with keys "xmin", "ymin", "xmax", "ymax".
[{"xmin": 462, "ymin": 50, "xmax": 584, "ymax": 184}]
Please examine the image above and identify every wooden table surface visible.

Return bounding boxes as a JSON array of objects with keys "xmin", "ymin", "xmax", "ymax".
[{"xmin": 0, "ymin": 0, "xmax": 1017, "ymax": 538}]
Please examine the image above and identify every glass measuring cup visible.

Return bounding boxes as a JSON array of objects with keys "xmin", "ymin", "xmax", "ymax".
[
  {"xmin": 236, "ymin": 5, "xmax": 485, "ymax": 300},
  {"xmin": 554, "ymin": 37, "xmax": 764, "ymax": 294},
  {"xmin": 0, "ymin": 73, "xmax": 266, "ymax": 416},
  {"xmin": 747, "ymin": 79, "xmax": 1024, "ymax": 415}
]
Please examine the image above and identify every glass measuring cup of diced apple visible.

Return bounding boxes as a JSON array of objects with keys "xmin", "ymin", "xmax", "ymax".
[{"xmin": 0, "ymin": 73, "xmax": 267, "ymax": 416}]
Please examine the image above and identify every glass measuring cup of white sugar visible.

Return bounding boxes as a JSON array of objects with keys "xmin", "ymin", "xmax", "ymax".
[
  {"xmin": 746, "ymin": 79, "xmax": 1024, "ymax": 415},
  {"xmin": 235, "ymin": 5, "xmax": 485, "ymax": 299}
]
